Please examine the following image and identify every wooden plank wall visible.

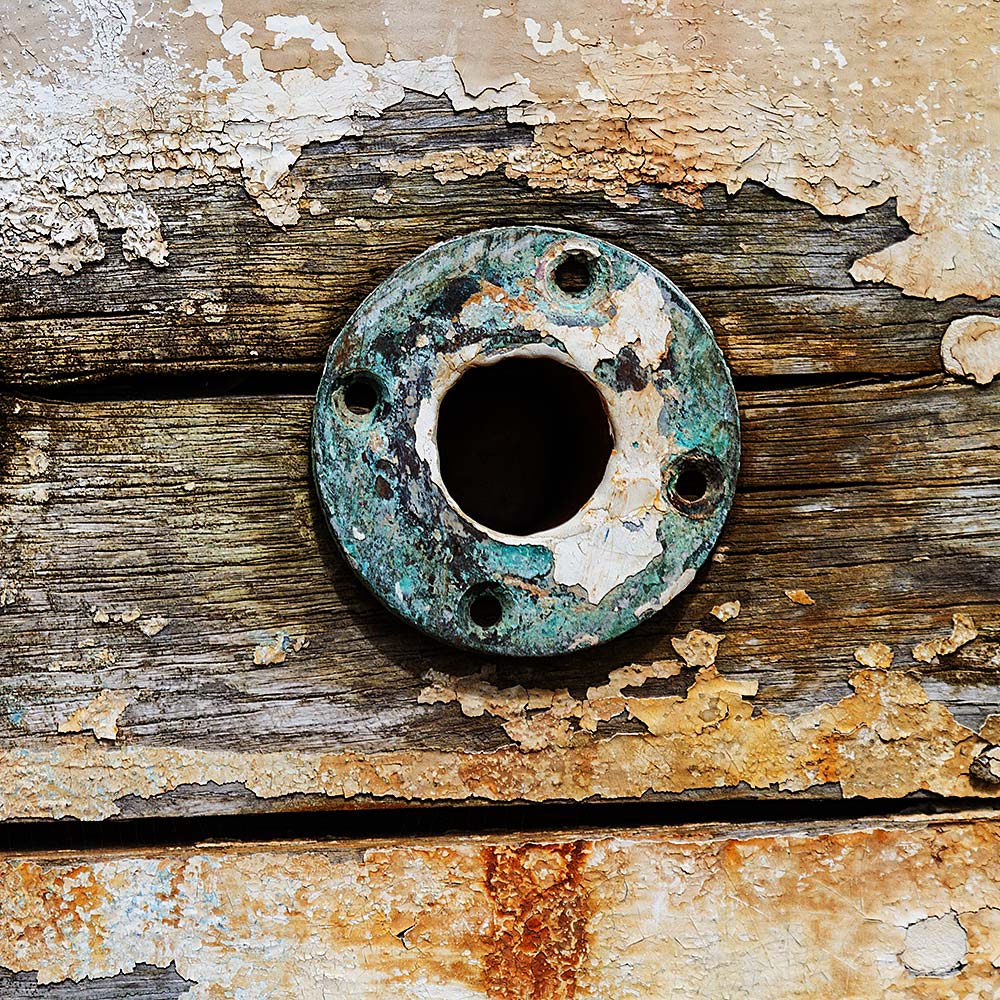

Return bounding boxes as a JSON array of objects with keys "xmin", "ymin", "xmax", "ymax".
[
  {"xmin": 2, "ymin": 813, "xmax": 1000, "ymax": 998},
  {"xmin": 1, "ymin": 0, "xmax": 999, "ymax": 992},
  {"xmin": 1, "ymin": 103, "xmax": 985, "ymax": 388},
  {"xmin": 2, "ymin": 372, "xmax": 999, "ymax": 820},
  {"xmin": 2, "ymin": 109, "xmax": 998, "ymax": 820}
]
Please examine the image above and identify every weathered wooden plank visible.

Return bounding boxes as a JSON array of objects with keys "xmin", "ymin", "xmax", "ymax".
[
  {"xmin": 0, "ymin": 965, "xmax": 191, "ymax": 999},
  {"xmin": 0, "ymin": 99, "xmax": 990, "ymax": 387},
  {"xmin": 2, "ymin": 813, "xmax": 999, "ymax": 998},
  {"xmin": 0, "ymin": 376, "xmax": 997, "ymax": 819}
]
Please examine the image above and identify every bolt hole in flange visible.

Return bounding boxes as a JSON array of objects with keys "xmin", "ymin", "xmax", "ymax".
[
  {"xmin": 465, "ymin": 583, "xmax": 505, "ymax": 630},
  {"xmin": 312, "ymin": 227, "xmax": 740, "ymax": 655},
  {"xmin": 666, "ymin": 452, "xmax": 725, "ymax": 518},
  {"xmin": 339, "ymin": 372, "xmax": 383, "ymax": 419},
  {"xmin": 552, "ymin": 250, "xmax": 595, "ymax": 295},
  {"xmin": 437, "ymin": 356, "xmax": 613, "ymax": 536},
  {"xmin": 545, "ymin": 246, "xmax": 611, "ymax": 308}
]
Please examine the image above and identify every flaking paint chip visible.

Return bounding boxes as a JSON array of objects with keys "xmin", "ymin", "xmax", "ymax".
[
  {"xmin": 254, "ymin": 641, "xmax": 287, "ymax": 666},
  {"xmin": 139, "ymin": 616, "xmax": 169, "ymax": 637},
  {"xmin": 900, "ymin": 913, "xmax": 968, "ymax": 978},
  {"xmin": 710, "ymin": 600, "xmax": 740, "ymax": 622},
  {"xmin": 854, "ymin": 642, "xmax": 894, "ymax": 669},
  {"xmin": 252, "ymin": 632, "xmax": 309, "ymax": 666},
  {"xmin": 940, "ymin": 315, "xmax": 1000, "ymax": 385},
  {"xmin": 912, "ymin": 613, "xmax": 978, "ymax": 663},
  {"xmin": 671, "ymin": 629, "xmax": 724, "ymax": 667},
  {"xmin": 25, "ymin": 448, "xmax": 48, "ymax": 475},
  {"xmin": 419, "ymin": 659, "xmax": 684, "ymax": 750},
  {"xmin": 979, "ymin": 714, "xmax": 1000, "ymax": 745},
  {"xmin": 785, "ymin": 589, "xmax": 815, "ymax": 606},
  {"xmin": 0, "ymin": 578, "xmax": 22, "ymax": 608},
  {"xmin": 57, "ymin": 690, "xmax": 132, "ymax": 742}
]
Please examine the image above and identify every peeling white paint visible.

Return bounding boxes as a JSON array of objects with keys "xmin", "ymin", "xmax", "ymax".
[
  {"xmin": 56, "ymin": 690, "xmax": 133, "ymax": 742},
  {"xmin": 901, "ymin": 913, "xmax": 969, "ymax": 977},
  {"xmin": 2, "ymin": 816, "xmax": 1000, "ymax": 999},
  {"xmin": 941, "ymin": 315, "xmax": 1000, "ymax": 385},
  {"xmin": 413, "ymin": 265, "xmax": 685, "ymax": 604},
  {"xmin": 0, "ymin": 0, "xmax": 997, "ymax": 300}
]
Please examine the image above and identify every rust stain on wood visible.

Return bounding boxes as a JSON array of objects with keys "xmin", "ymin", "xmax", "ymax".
[
  {"xmin": 1, "ymin": 815, "xmax": 999, "ymax": 997},
  {"xmin": 482, "ymin": 843, "xmax": 590, "ymax": 1000}
]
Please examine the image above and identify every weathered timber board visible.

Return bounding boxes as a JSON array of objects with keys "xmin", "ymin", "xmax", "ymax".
[
  {"xmin": 1, "ymin": 98, "xmax": 994, "ymax": 387},
  {"xmin": 1, "ymin": 375, "xmax": 997, "ymax": 820},
  {"xmin": 0, "ymin": 966, "xmax": 191, "ymax": 999},
  {"xmin": 1, "ymin": 812, "xmax": 999, "ymax": 997}
]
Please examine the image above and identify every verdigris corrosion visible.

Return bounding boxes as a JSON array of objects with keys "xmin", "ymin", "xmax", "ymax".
[{"xmin": 313, "ymin": 227, "xmax": 739, "ymax": 654}]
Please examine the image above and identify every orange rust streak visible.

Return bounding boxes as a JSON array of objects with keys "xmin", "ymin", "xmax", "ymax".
[{"xmin": 482, "ymin": 843, "xmax": 591, "ymax": 1000}]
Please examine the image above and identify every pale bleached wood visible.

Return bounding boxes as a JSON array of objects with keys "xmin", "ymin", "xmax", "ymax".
[{"xmin": 0, "ymin": 965, "xmax": 191, "ymax": 999}]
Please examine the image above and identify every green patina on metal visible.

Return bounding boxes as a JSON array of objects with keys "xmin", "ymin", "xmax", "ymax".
[{"xmin": 313, "ymin": 227, "xmax": 739, "ymax": 656}]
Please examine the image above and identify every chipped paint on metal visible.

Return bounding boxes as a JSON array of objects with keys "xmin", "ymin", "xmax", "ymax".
[
  {"xmin": 312, "ymin": 227, "xmax": 739, "ymax": 655},
  {"xmin": 1, "ymin": 1, "xmax": 998, "ymax": 301},
  {"xmin": 3, "ymin": 665, "xmax": 999, "ymax": 821},
  {"xmin": 2, "ymin": 814, "xmax": 1000, "ymax": 997}
]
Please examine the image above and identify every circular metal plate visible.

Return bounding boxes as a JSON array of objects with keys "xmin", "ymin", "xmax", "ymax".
[{"xmin": 313, "ymin": 227, "xmax": 739, "ymax": 656}]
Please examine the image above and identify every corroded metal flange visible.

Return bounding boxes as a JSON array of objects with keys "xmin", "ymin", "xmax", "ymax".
[{"xmin": 313, "ymin": 227, "xmax": 739, "ymax": 655}]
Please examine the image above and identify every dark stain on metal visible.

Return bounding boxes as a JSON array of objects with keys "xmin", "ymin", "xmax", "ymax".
[{"xmin": 313, "ymin": 227, "xmax": 739, "ymax": 655}]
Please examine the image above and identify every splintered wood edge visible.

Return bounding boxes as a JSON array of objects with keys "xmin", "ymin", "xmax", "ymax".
[{"xmin": 2, "ymin": 811, "xmax": 1000, "ymax": 997}]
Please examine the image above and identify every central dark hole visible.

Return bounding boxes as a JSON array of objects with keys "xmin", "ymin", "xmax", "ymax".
[{"xmin": 437, "ymin": 356, "xmax": 613, "ymax": 535}]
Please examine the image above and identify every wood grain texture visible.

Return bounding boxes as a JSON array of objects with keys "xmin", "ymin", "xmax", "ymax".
[
  {"xmin": 2, "ymin": 812, "xmax": 1000, "ymax": 998},
  {"xmin": 0, "ymin": 965, "xmax": 191, "ymax": 999},
  {"xmin": 1, "ymin": 375, "xmax": 997, "ymax": 819},
  {"xmin": 0, "ymin": 97, "xmax": 990, "ymax": 388}
]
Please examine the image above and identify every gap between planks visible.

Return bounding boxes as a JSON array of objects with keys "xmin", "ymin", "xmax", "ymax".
[{"xmin": 1, "ymin": 795, "xmax": 998, "ymax": 860}]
